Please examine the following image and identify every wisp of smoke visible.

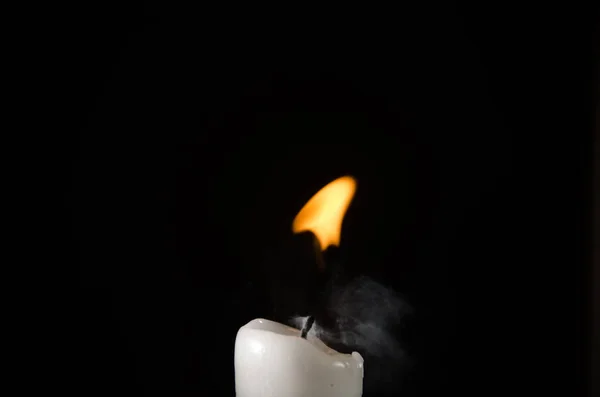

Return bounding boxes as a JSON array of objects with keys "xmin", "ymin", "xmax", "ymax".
[{"xmin": 290, "ymin": 276, "xmax": 412, "ymax": 394}]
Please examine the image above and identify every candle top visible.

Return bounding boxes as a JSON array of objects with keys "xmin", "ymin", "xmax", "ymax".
[
  {"xmin": 236, "ymin": 318, "xmax": 364, "ymax": 397},
  {"xmin": 244, "ymin": 318, "xmax": 299, "ymax": 336},
  {"xmin": 243, "ymin": 318, "xmax": 363, "ymax": 362}
]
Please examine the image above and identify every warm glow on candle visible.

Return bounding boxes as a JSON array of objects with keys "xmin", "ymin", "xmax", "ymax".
[{"xmin": 292, "ymin": 176, "xmax": 357, "ymax": 252}]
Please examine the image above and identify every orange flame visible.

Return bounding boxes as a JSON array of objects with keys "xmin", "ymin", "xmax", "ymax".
[{"xmin": 292, "ymin": 176, "xmax": 357, "ymax": 252}]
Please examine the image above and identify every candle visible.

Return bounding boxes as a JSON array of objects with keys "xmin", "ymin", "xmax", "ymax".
[
  {"xmin": 235, "ymin": 176, "xmax": 362, "ymax": 396},
  {"xmin": 235, "ymin": 318, "xmax": 364, "ymax": 397}
]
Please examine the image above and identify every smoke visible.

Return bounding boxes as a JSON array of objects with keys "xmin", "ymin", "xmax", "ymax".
[{"xmin": 290, "ymin": 276, "xmax": 412, "ymax": 393}]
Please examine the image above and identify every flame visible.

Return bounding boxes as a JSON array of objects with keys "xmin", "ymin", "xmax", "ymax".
[{"xmin": 292, "ymin": 176, "xmax": 357, "ymax": 252}]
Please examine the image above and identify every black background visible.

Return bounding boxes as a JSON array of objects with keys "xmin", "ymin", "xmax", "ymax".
[{"xmin": 71, "ymin": 4, "xmax": 591, "ymax": 397}]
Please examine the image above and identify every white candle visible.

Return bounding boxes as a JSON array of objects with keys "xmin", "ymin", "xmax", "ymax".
[{"xmin": 234, "ymin": 318, "xmax": 364, "ymax": 397}]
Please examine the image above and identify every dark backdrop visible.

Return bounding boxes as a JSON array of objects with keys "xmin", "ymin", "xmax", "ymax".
[{"xmin": 71, "ymin": 5, "xmax": 587, "ymax": 397}]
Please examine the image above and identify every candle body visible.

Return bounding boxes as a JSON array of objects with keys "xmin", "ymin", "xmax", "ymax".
[{"xmin": 235, "ymin": 318, "xmax": 363, "ymax": 397}]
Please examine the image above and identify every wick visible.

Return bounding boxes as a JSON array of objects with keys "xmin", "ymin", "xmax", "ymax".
[
  {"xmin": 301, "ymin": 234, "xmax": 324, "ymax": 339},
  {"xmin": 301, "ymin": 316, "xmax": 315, "ymax": 339}
]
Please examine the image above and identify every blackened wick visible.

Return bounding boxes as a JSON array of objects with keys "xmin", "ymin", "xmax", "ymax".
[{"xmin": 300, "ymin": 316, "xmax": 315, "ymax": 339}]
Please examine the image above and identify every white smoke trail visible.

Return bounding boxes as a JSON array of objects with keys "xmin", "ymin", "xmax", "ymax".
[
  {"xmin": 290, "ymin": 276, "xmax": 411, "ymax": 358},
  {"xmin": 290, "ymin": 276, "xmax": 412, "ymax": 395}
]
